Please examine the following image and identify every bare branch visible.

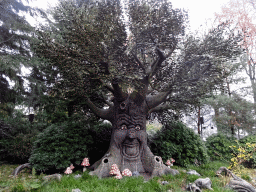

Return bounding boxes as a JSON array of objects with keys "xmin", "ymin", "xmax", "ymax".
[
  {"xmin": 250, "ymin": 56, "xmax": 256, "ymax": 80},
  {"xmin": 146, "ymin": 48, "xmax": 166, "ymax": 76},
  {"xmin": 112, "ymin": 78, "xmax": 126, "ymax": 100},
  {"xmin": 102, "ymin": 93, "xmax": 114, "ymax": 108},
  {"xmin": 11, "ymin": 163, "xmax": 31, "ymax": 176},
  {"xmin": 165, "ymin": 45, "xmax": 176, "ymax": 58},
  {"xmin": 194, "ymin": 63, "xmax": 212, "ymax": 79},
  {"xmin": 131, "ymin": 52, "xmax": 146, "ymax": 74},
  {"xmin": 85, "ymin": 99, "xmax": 113, "ymax": 121},
  {"xmin": 145, "ymin": 91, "xmax": 170, "ymax": 111},
  {"xmin": 99, "ymin": 79, "xmax": 114, "ymax": 93},
  {"xmin": 148, "ymin": 102, "xmax": 171, "ymax": 113},
  {"xmin": 0, "ymin": 35, "xmax": 14, "ymax": 46},
  {"xmin": 149, "ymin": 33, "xmax": 157, "ymax": 46}
]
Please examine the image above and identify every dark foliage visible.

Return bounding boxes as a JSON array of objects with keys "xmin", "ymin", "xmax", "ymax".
[
  {"xmin": 0, "ymin": 110, "xmax": 47, "ymax": 163},
  {"xmin": 0, "ymin": 0, "xmax": 46, "ymax": 116},
  {"xmin": 29, "ymin": 118, "xmax": 112, "ymax": 173},
  {"xmin": 150, "ymin": 121, "xmax": 209, "ymax": 167},
  {"xmin": 86, "ymin": 122, "xmax": 112, "ymax": 165},
  {"xmin": 205, "ymin": 133, "xmax": 237, "ymax": 162}
]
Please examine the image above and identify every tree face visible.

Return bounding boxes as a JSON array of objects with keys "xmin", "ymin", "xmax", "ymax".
[
  {"xmin": 113, "ymin": 95, "xmax": 147, "ymax": 164},
  {"xmin": 88, "ymin": 91, "xmax": 179, "ymax": 178}
]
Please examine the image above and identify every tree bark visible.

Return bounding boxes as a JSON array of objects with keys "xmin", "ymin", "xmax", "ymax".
[
  {"xmin": 11, "ymin": 163, "xmax": 32, "ymax": 177},
  {"xmin": 87, "ymin": 80, "xmax": 178, "ymax": 180}
]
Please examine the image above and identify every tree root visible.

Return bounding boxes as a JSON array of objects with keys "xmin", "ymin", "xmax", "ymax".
[
  {"xmin": 10, "ymin": 163, "xmax": 32, "ymax": 177},
  {"xmin": 216, "ymin": 167, "xmax": 256, "ymax": 192}
]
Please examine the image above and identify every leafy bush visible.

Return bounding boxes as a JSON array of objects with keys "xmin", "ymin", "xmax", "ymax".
[
  {"xmin": 29, "ymin": 119, "xmax": 112, "ymax": 173},
  {"xmin": 205, "ymin": 133, "xmax": 237, "ymax": 162},
  {"xmin": 237, "ymin": 135, "xmax": 256, "ymax": 168},
  {"xmin": 0, "ymin": 110, "xmax": 45, "ymax": 163},
  {"xmin": 1, "ymin": 133, "xmax": 37, "ymax": 163},
  {"xmin": 229, "ymin": 142, "xmax": 256, "ymax": 173},
  {"xmin": 86, "ymin": 121, "xmax": 112, "ymax": 164},
  {"xmin": 150, "ymin": 121, "xmax": 209, "ymax": 167},
  {"xmin": 11, "ymin": 184, "xmax": 25, "ymax": 192},
  {"xmin": 146, "ymin": 123, "xmax": 162, "ymax": 141},
  {"xmin": 49, "ymin": 111, "xmax": 68, "ymax": 124}
]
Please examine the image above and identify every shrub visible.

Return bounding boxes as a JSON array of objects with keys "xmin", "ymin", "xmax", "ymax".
[
  {"xmin": 228, "ymin": 141, "xmax": 256, "ymax": 176},
  {"xmin": 0, "ymin": 110, "xmax": 45, "ymax": 163},
  {"xmin": 1, "ymin": 133, "xmax": 37, "ymax": 163},
  {"xmin": 29, "ymin": 119, "xmax": 112, "ymax": 173},
  {"xmin": 87, "ymin": 121, "xmax": 112, "ymax": 164},
  {"xmin": 49, "ymin": 111, "xmax": 68, "ymax": 124},
  {"xmin": 150, "ymin": 121, "xmax": 209, "ymax": 167},
  {"xmin": 205, "ymin": 133, "xmax": 237, "ymax": 162},
  {"xmin": 237, "ymin": 135, "xmax": 256, "ymax": 168}
]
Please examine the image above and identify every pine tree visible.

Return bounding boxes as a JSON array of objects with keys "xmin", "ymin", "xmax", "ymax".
[{"xmin": 0, "ymin": 0, "xmax": 45, "ymax": 117}]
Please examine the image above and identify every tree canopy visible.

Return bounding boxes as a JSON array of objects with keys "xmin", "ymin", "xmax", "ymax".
[
  {"xmin": 215, "ymin": 0, "xmax": 256, "ymax": 103},
  {"xmin": 32, "ymin": 0, "xmax": 243, "ymax": 119},
  {"xmin": 0, "ymin": 0, "xmax": 36, "ymax": 116}
]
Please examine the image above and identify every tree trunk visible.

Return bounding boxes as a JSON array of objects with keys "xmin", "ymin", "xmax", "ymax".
[
  {"xmin": 251, "ymin": 80, "xmax": 256, "ymax": 104},
  {"xmin": 213, "ymin": 107, "xmax": 220, "ymax": 132},
  {"xmin": 89, "ymin": 88, "xmax": 178, "ymax": 180},
  {"xmin": 11, "ymin": 163, "xmax": 31, "ymax": 176},
  {"xmin": 197, "ymin": 106, "xmax": 201, "ymax": 135}
]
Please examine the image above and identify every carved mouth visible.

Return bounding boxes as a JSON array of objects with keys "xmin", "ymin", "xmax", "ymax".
[{"xmin": 122, "ymin": 141, "xmax": 140, "ymax": 158}]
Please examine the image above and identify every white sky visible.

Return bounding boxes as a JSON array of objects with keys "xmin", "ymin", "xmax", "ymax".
[
  {"xmin": 171, "ymin": 0, "xmax": 231, "ymax": 31},
  {"xmin": 27, "ymin": 0, "xmax": 231, "ymax": 31}
]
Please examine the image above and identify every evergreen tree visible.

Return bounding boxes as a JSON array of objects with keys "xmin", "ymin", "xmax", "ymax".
[{"xmin": 0, "ymin": 0, "xmax": 45, "ymax": 117}]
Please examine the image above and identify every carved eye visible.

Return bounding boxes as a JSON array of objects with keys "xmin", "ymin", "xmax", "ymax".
[
  {"xmin": 120, "ymin": 102, "xmax": 126, "ymax": 110},
  {"xmin": 135, "ymin": 125, "xmax": 141, "ymax": 131},
  {"xmin": 121, "ymin": 125, "xmax": 127, "ymax": 130}
]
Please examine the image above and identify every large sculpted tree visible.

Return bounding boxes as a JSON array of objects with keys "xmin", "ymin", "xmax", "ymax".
[{"xmin": 33, "ymin": 0, "xmax": 242, "ymax": 179}]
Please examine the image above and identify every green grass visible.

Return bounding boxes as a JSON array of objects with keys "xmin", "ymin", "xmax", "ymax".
[{"xmin": 0, "ymin": 161, "xmax": 254, "ymax": 192}]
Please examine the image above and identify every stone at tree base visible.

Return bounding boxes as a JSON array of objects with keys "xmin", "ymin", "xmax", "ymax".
[
  {"xmin": 161, "ymin": 181, "xmax": 169, "ymax": 185},
  {"xmin": 72, "ymin": 189, "xmax": 81, "ymax": 192},
  {"xmin": 43, "ymin": 173, "xmax": 62, "ymax": 181},
  {"xmin": 216, "ymin": 167, "xmax": 256, "ymax": 192},
  {"xmin": 194, "ymin": 177, "xmax": 213, "ymax": 190},
  {"xmin": 74, "ymin": 174, "xmax": 82, "ymax": 179},
  {"xmin": 187, "ymin": 170, "xmax": 201, "ymax": 176},
  {"xmin": 186, "ymin": 183, "xmax": 202, "ymax": 192},
  {"xmin": 132, "ymin": 171, "xmax": 140, "ymax": 177}
]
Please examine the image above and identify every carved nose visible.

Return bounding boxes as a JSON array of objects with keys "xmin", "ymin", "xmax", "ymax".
[{"xmin": 127, "ymin": 128, "xmax": 136, "ymax": 139}]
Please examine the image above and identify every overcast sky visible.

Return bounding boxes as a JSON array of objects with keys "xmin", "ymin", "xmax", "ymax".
[
  {"xmin": 27, "ymin": 0, "xmax": 231, "ymax": 31},
  {"xmin": 171, "ymin": 0, "xmax": 230, "ymax": 30}
]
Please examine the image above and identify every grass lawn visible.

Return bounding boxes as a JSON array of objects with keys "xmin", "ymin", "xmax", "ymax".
[{"xmin": 0, "ymin": 161, "xmax": 255, "ymax": 192}]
